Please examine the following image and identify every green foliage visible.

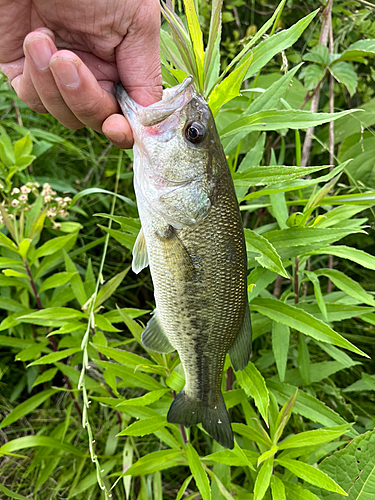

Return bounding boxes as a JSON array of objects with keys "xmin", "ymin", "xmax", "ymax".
[{"xmin": 1, "ymin": 0, "xmax": 375, "ymax": 499}]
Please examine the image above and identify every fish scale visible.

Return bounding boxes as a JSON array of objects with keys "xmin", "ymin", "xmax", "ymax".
[{"xmin": 115, "ymin": 77, "xmax": 252, "ymax": 449}]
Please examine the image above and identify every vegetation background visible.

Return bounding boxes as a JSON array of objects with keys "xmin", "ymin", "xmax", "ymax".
[{"xmin": 1, "ymin": 0, "xmax": 375, "ymax": 498}]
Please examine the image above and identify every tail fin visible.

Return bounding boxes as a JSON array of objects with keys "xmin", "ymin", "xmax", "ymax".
[{"xmin": 167, "ymin": 391, "xmax": 234, "ymax": 449}]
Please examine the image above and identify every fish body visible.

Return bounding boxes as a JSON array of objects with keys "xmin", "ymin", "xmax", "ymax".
[{"xmin": 115, "ymin": 78, "xmax": 251, "ymax": 449}]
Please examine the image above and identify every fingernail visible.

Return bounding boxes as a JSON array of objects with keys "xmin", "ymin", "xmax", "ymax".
[
  {"xmin": 107, "ymin": 131, "xmax": 126, "ymax": 143},
  {"xmin": 26, "ymin": 37, "xmax": 53, "ymax": 71},
  {"xmin": 50, "ymin": 58, "xmax": 80, "ymax": 88}
]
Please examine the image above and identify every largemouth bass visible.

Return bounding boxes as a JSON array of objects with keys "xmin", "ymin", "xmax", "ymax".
[{"xmin": 115, "ymin": 77, "xmax": 251, "ymax": 449}]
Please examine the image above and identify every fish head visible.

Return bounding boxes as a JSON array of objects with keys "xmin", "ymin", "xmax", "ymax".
[{"xmin": 115, "ymin": 77, "xmax": 223, "ymax": 227}]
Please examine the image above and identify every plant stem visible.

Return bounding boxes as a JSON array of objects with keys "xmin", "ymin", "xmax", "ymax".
[
  {"xmin": 294, "ymin": 258, "xmax": 299, "ymax": 304},
  {"xmin": 327, "ymin": 7, "xmax": 335, "ymax": 292},
  {"xmin": 300, "ymin": 0, "xmax": 333, "ymax": 167}
]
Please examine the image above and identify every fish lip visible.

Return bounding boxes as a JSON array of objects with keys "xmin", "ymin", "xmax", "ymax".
[{"xmin": 114, "ymin": 76, "xmax": 195, "ymax": 129}]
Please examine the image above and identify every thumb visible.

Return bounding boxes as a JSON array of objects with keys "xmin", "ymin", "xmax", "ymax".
[{"xmin": 115, "ymin": 0, "xmax": 162, "ymax": 107}]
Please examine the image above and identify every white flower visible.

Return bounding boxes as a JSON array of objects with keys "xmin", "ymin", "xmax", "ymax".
[
  {"xmin": 19, "ymin": 194, "xmax": 28, "ymax": 202},
  {"xmin": 55, "ymin": 197, "xmax": 63, "ymax": 203},
  {"xmin": 63, "ymin": 197, "xmax": 72, "ymax": 203},
  {"xmin": 59, "ymin": 210, "xmax": 68, "ymax": 218},
  {"xmin": 11, "ymin": 188, "xmax": 20, "ymax": 195},
  {"xmin": 0, "ymin": 183, "xmax": 4, "ymax": 190},
  {"xmin": 8, "ymin": 214, "xmax": 13, "ymax": 219},
  {"xmin": 44, "ymin": 195, "xmax": 52, "ymax": 203},
  {"xmin": 21, "ymin": 185, "xmax": 31, "ymax": 194},
  {"xmin": 11, "ymin": 199, "xmax": 19, "ymax": 207}
]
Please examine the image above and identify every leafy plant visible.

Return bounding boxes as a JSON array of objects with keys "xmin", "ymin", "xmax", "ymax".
[{"xmin": 1, "ymin": 0, "xmax": 375, "ymax": 499}]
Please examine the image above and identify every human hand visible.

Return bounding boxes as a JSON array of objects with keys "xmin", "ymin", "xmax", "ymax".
[{"xmin": 0, "ymin": 0, "xmax": 162, "ymax": 148}]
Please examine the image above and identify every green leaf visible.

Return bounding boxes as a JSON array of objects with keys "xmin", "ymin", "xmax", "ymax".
[
  {"xmin": 28, "ymin": 348, "xmax": 81, "ymax": 366},
  {"xmin": 244, "ymin": 10, "xmax": 318, "ymax": 79},
  {"xmin": 38, "ymin": 272, "xmax": 76, "ymax": 293},
  {"xmin": 278, "ymin": 424, "xmax": 352, "ymax": 450},
  {"xmin": 233, "ymin": 421, "xmax": 272, "ymax": 448},
  {"xmin": 0, "ymin": 435, "xmax": 84, "ymax": 457},
  {"xmin": 285, "ymin": 481, "xmax": 322, "ymax": 500},
  {"xmin": 34, "ymin": 233, "xmax": 77, "ymax": 260},
  {"xmin": 116, "ymin": 389, "xmax": 169, "ymax": 407},
  {"xmin": 94, "ymin": 314, "xmax": 122, "ymax": 332},
  {"xmin": 268, "ymin": 381, "xmax": 355, "ymax": 434},
  {"xmin": 303, "ymin": 44, "xmax": 329, "ymax": 65},
  {"xmin": 245, "ymin": 229, "xmax": 288, "ymax": 278},
  {"xmin": 94, "ymin": 268, "xmax": 130, "ymax": 308},
  {"xmin": 15, "ymin": 154, "xmax": 36, "ymax": 169},
  {"xmin": 272, "ymin": 322, "xmax": 290, "ymax": 382},
  {"xmin": 203, "ymin": 0, "xmax": 222, "ymax": 93},
  {"xmin": 304, "ymin": 271, "xmax": 328, "ymax": 322},
  {"xmin": 13, "ymin": 133, "xmax": 33, "ymax": 159},
  {"xmin": 94, "ymin": 214, "xmax": 140, "ymax": 234},
  {"xmin": 0, "ymin": 484, "xmax": 29, "ymax": 500},
  {"xmin": 276, "ymin": 457, "xmax": 347, "ymax": 495},
  {"xmin": 0, "ymin": 389, "xmax": 57, "ymax": 429},
  {"xmin": 98, "ymin": 361, "xmax": 163, "ymax": 391},
  {"xmin": 176, "ymin": 476, "xmax": 193, "ymax": 500},
  {"xmin": 208, "ymin": 54, "xmax": 253, "ymax": 118},
  {"xmin": 329, "ymin": 62, "xmax": 357, "ymax": 97},
  {"xmin": 245, "ymin": 64, "xmax": 302, "ymax": 116},
  {"xmin": 99, "ymin": 226, "xmax": 136, "ymax": 250},
  {"xmin": 0, "ymin": 231, "xmax": 18, "ymax": 252},
  {"xmin": 234, "ymin": 164, "xmax": 327, "ymax": 188},
  {"xmin": 305, "ymin": 246, "xmax": 375, "ymax": 271},
  {"xmin": 316, "ymin": 269, "xmax": 375, "ymax": 308},
  {"xmin": 254, "ymin": 457, "xmax": 273, "ymax": 500},
  {"xmin": 18, "ymin": 238, "xmax": 31, "ymax": 259},
  {"xmin": 122, "ymin": 449, "xmax": 186, "ymax": 476},
  {"xmin": 236, "ymin": 362, "xmax": 269, "ymax": 425},
  {"xmin": 117, "ymin": 416, "xmax": 166, "ymax": 437},
  {"xmin": 336, "ymin": 39, "xmax": 375, "ymax": 62},
  {"xmin": 15, "ymin": 341, "xmax": 48, "ymax": 362},
  {"xmin": 220, "ymin": 109, "xmax": 360, "ymax": 138},
  {"xmin": 309, "ymin": 429, "xmax": 375, "ymax": 500},
  {"xmin": 32, "ymin": 368, "xmax": 58, "ymax": 388},
  {"xmin": 92, "ymin": 344, "xmax": 154, "ymax": 371},
  {"xmin": 304, "ymin": 64, "xmax": 326, "ymax": 90},
  {"xmin": 204, "ymin": 447, "xmax": 256, "ymax": 469},
  {"xmin": 298, "ymin": 335, "xmax": 311, "ymax": 386},
  {"xmin": 19, "ymin": 307, "xmax": 85, "ymax": 322},
  {"xmin": 273, "ymin": 389, "xmax": 298, "ymax": 444},
  {"xmin": 251, "ymin": 298, "xmax": 367, "ymax": 357},
  {"xmin": 2, "ymin": 269, "xmax": 28, "ymax": 279},
  {"xmin": 183, "ymin": 0, "xmax": 204, "ymax": 90},
  {"xmin": 63, "ymin": 251, "xmax": 87, "ymax": 307},
  {"xmin": 186, "ymin": 443, "xmax": 211, "ymax": 500},
  {"xmin": 271, "ymin": 476, "xmax": 286, "ymax": 500},
  {"xmin": 70, "ymin": 187, "xmax": 136, "ymax": 208}
]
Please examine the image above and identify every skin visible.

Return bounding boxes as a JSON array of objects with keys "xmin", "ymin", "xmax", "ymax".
[{"xmin": 0, "ymin": 0, "xmax": 162, "ymax": 148}]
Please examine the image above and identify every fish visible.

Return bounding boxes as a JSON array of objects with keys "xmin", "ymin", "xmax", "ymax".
[{"xmin": 115, "ymin": 77, "xmax": 251, "ymax": 449}]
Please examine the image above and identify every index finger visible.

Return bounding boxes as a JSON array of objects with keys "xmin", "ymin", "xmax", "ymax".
[{"xmin": 115, "ymin": 0, "xmax": 163, "ymax": 107}]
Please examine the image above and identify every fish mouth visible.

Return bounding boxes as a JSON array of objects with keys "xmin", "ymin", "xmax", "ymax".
[{"xmin": 115, "ymin": 76, "xmax": 195, "ymax": 129}]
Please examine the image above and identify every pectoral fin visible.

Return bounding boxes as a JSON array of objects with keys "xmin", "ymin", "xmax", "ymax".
[
  {"xmin": 132, "ymin": 228, "xmax": 149, "ymax": 274},
  {"xmin": 157, "ymin": 226, "xmax": 196, "ymax": 282},
  {"xmin": 141, "ymin": 310, "xmax": 175, "ymax": 354},
  {"xmin": 229, "ymin": 305, "xmax": 252, "ymax": 371}
]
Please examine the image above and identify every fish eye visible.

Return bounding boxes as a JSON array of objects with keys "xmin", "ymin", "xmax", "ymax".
[{"xmin": 185, "ymin": 122, "xmax": 205, "ymax": 144}]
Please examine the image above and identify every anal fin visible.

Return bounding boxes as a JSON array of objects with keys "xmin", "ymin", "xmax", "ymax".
[
  {"xmin": 229, "ymin": 304, "xmax": 252, "ymax": 371},
  {"xmin": 132, "ymin": 228, "xmax": 149, "ymax": 274},
  {"xmin": 141, "ymin": 310, "xmax": 175, "ymax": 354}
]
